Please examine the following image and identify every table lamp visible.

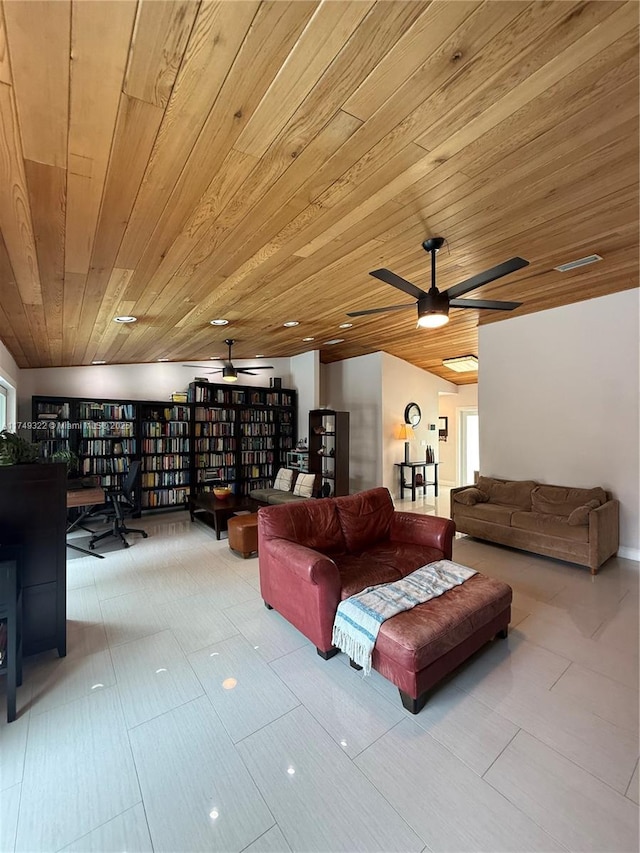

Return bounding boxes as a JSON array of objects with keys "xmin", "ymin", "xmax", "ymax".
[{"xmin": 398, "ymin": 424, "xmax": 415, "ymax": 464}]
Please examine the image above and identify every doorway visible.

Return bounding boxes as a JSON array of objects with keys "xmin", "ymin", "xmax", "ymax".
[{"xmin": 458, "ymin": 408, "xmax": 479, "ymax": 486}]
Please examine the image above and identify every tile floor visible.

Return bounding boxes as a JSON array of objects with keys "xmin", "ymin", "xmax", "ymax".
[{"xmin": 1, "ymin": 492, "xmax": 638, "ymax": 853}]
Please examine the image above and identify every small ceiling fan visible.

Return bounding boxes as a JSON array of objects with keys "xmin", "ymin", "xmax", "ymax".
[
  {"xmin": 183, "ymin": 339, "xmax": 274, "ymax": 383},
  {"xmin": 348, "ymin": 237, "xmax": 529, "ymax": 328}
]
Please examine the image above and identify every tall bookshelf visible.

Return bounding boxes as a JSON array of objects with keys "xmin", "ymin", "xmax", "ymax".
[
  {"xmin": 32, "ymin": 383, "xmax": 297, "ymax": 508},
  {"xmin": 188, "ymin": 381, "xmax": 297, "ymax": 497},
  {"xmin": 140, "ymin": 403, "xmax": 191, "ymax": 509},
  {"xmin": 308, "ymin": 409, "xmax": 350, "ymax": 497},
  {"xmin": 77, "ymin": 400, "xmax": 137, "ymax": 489}
]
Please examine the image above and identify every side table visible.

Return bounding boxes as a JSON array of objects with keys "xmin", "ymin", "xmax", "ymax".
[{"xmin": 395, "ymin": 461, "xmax": 439, "ymax": 501}]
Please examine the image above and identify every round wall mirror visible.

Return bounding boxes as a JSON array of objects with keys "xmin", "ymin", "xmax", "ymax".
[{"xmin": 404, "ymin": 402, "xmax": 421, "ymax": 427}]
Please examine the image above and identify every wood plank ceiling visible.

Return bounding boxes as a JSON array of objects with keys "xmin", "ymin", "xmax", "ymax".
[{"xmin": 0, "ymin": 0, "xmax": 637, "ymax": 385}]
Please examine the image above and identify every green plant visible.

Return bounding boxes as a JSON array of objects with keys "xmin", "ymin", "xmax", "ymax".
[
  {"xmin": 0, "ymin": 430, "xmax": 39, "ymax": 465},
  {"xmin": 49, "ymin": 447, "xmax": 80, "ymax": 476}
]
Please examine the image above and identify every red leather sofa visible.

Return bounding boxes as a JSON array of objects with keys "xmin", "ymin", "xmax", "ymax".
[{"xmin": 258, "ymin": 487, "xmax": 455, "ymax": 658}]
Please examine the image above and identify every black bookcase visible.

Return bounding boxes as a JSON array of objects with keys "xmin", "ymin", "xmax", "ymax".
[
  {"xmin": 140, "ymin": 402, "xmax": 191, "ymax": 509},
  {"xmin": 308, "ymin": 409, "xmax": 350, "ymax": 497}
]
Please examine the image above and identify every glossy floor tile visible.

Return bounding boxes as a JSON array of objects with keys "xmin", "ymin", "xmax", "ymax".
[
  {"xmin": 238, "ymin": 706, "xmax": 424, "ymax": 852},
  {"xmin": 110, "ymin": 629, "xmax": 204, "ymax": 728},
  {"xmin": 59, "ymin": 803, "xmax": 153, "ymax": 853},
  {"xmin": 485, "ymin": 730, "xmax": 639, "ymax": 852},
  {"xmin": 3, "ymin": 505, "xmax": 637, "ymax": 853},
  {"xmin": 355, "ymin": 717, "xmax": 566, "ymax": 852},
  {"xmin": 15, "ymin": 687, "xmax": 140, "ymax": 852},
  {"xmin": 188, "ymin": 634, "xmax": 299, "ymax": 742},
  {"xmin": 129, "ymin": 696, "xmax": 274, "ymax": 852}
]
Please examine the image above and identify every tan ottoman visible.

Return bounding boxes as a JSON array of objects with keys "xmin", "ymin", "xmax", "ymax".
[{"xmin": 228, "ymin": 513, "xmax": 259, "ymax": 558}]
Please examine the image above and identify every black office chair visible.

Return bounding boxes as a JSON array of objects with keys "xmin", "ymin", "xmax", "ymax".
[{"xmin": 89, "ymin": 461, "xmax": 148, "ymax": 550}]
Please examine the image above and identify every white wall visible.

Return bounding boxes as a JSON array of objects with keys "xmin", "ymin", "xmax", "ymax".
[
  {"xmin": 381, "ymin": 353, "xmax": 456, "ymax": 497},
  {"xmin": 18, "ymin": 359, "xmax": 293, "ymax": 419},
  {"xmin": 324, "ymin": 353, "xmax": 383, "ymax": 493},
  {"xmin": 290, "ymin": 350, "xmax": 320, "ymax": 445},
  {"xmin": 0, "ymin": 337, "xmax": 19, "ymax": 428},
  {"xmin": 324, "ymin": 351, "xmax": 456, "ymax": 496},
  {"xmin": 480, "ymin": 289, "xmax": 639, "ymax": 558},
  {"xmin": 438, "ymin": 383, "xmax": 478, "ymax": 485}
]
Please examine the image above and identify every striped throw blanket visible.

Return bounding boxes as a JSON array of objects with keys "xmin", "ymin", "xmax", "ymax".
[{"xmin": 332, "ymin": 560, "xmax": 477, "ymax": 674}]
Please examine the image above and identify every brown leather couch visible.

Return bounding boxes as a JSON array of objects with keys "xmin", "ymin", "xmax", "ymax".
[
  {"xmin": 258, "ymin": 487, "xmax": 455, "ymax": 657},
  {"xmin": 450, "ymin": 476, "xmax": 619, "ymax": 574}
]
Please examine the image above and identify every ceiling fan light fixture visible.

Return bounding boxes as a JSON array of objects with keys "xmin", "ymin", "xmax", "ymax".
[
  {"xmin": 443, "ymin": 355, "xmax": 478, "ymax": 372},
  {"xmin": 222, "ymin": 365, "xmax": 238, "ymax": 382},
  {"xmin": 417, "ymin": 313, "xmax": 449, "ymax": 329}
]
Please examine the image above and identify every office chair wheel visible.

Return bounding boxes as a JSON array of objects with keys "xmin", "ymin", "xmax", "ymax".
[{"xmin": 124, "ymin": 542, "xmax": 130, "ymax": 548}]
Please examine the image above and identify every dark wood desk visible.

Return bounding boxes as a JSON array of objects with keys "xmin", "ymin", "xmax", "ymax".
[
  {"xmin": 67, "ymin": 486, "xmax": 106, "ymax": 559},
  {"xmin": 189, "ymin": 492, "xmax": 254, "ymax": 540},
  {"xmin": 395, "ymin": 461, "xmax": 439, "ymax": 501}
]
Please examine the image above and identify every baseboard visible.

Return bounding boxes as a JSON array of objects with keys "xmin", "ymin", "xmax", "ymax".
[
  {"xmin": 617, "ymin": 546, "xmax": 640, "ymax": 562},
  {"xmin": 440, "ymin": 480, "xmax": 456, "ymax": 487}
]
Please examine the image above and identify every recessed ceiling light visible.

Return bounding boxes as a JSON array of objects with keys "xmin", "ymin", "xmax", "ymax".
[
  {"xmin": 92, "ymin": 360, "xmax": 106, "ymax": 365},
  {"xmin": 302, "ymin": 337, "xmax": 315, "ymax": 342},
  {"xmin": 209, "ymin": 318, "xmax": 229, "ymax": 326},
  {"xmin": 113, "ymin": 315, "xmax": 137, "ymax": 323},
  {"xmin": 324, "ymin": 338, "xmax": 345, "ymax": 345},
  {"xmin": 554, "ymin": 254, "xmax": 603, "ymax": 272},
  {"xmin": 255, "ymin": 354, "xmax": 265, "ymax": 358},
  {"xmin": 283, "ymin": 320, "xmax": 299, "ymax": 327},
  {"xmin": 443, "ymin": 355, "xmax": 478, "ymax": 372},
  {"xmin": 157, "ymin": 358, "xmax": 169, "ymax": 362},
  {"xmin": 339, "ymin": 322, "xmax": 353, "ymax": 329}
]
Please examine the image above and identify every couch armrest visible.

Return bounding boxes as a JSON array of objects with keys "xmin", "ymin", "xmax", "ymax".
[
  {"xmin": 589, "ymin": 499, "xmax": 619, "ymax": 572},
  {"xmin": 390, "ymin": 512, "xmax": 455, "ymax": 559},
  {"xmin": 263, "ymin": 537, "xmax": 340, "ymax": 587}
]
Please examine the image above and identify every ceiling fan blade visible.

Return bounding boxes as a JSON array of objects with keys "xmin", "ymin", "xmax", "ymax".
[
  {"xmin": 370, "ymin": 269, "xmax": 426, "ymax": 300},
  {"xmin": 446, "ymin": 257, "xmax": 529, "ymax": 299},
  {"xmin": 347, "ymin": 303, "xmax": 414, "ymax": 317},
  {"xmin": 237, "ymin": 366, "xmax": 274, "ymax": 372},
  {"xmin": 449, "ymin": 298, "xmax": 522, "ymax": 310}
]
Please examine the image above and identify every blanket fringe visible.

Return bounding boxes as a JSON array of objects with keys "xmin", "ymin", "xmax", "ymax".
[{"xmin": 332, "ymin": 625, "xmax": 372, "ymax": 674}]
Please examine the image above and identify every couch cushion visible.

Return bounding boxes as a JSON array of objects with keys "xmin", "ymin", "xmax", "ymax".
[
  {"xmin": 335, "ymin": 554, "xmax": 402, "ymax": 599},
  {"xmin": 257, "ymin": 498, "xmax": 346, "ymax": 554},
  {"xmin": 453, "ymin": 502, "xmax": 521, "ymax": 526},
  {"xmin": 531, "ymin": 485, "xmax": 607, "ymax": 517},
  {"xmin": 249, "ymin": 487, "xmax": 281, "ymax": 503},
  {"xmin": 273, "ymin": 468, "xmax": 294, "ymax": 492},
  {"xmin": 568, "ymin": 499, "xmax": 600, "ymax": 526},
  {"xmin": 375, "ymin": 573, "xmax": 512, "ymax": 671},
  {"xmin": 292, "ymin": 472, "xmax": 315, "ymax": 498},
  {"xmin": 511, "ymin": 511, "xmax": 589, "ymax": 542},
  {"xmin": 476, "ymin": 477, "xmax": 537, "ymax": 509},
  {"xmin": 366, "ymin": 541, "xmax": 445, "ymax": 577},
  {"xmin": 267, "ymin": 491, "xmax": 311, "ymax": 505},
  {"xmin": 335, "ymin": 487, "xmax": 395, "ymax": 553},
  {"xmin": 453, "ymin": 487, "xmax": 489, "ymax": 506}
]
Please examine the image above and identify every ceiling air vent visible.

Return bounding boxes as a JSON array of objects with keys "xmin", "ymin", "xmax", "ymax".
[{"xmin": 553, "ymin": 254, "xmax": 602, "ymax": 272}]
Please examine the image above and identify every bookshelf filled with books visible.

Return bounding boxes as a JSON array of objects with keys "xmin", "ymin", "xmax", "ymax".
[
  {"xmin": 140, "ymin": 403, "xmax": 191, "ymax": 509},
  {"xmin": 32, "ymin": 381, "xmax": 297, "ymax": 508}
]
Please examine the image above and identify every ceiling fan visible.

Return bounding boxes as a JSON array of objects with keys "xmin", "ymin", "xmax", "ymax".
[
  {"xmin": 183, "ymin": 339, "xmax": 274, "ymax": 383},
  {"xmin": 348, "ymin": 237, "xmax": 529, "ymax": 328}
]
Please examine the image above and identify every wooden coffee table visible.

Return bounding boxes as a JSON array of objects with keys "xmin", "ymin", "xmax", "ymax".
[{"xmin": 188, "ymin": 492, "xmax": 254, "ymax": 540}]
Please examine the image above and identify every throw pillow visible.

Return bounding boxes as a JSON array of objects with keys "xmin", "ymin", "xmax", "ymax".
[
  {"xmin": 273, "ymin": 468, "xmax": 294, "ymax": 492},
  {"xmin": 454, "ymin": 487, "xmax": 489, "ymax": 506},
  {"xmin": 292, "ymin": 472, "xmax": 315, "ymax": 498},
  {"xmin": 567, "ymin": 499, "xmax": 600, "ymax": 526}
]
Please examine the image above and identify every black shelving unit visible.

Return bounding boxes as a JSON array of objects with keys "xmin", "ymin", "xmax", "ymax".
[
  {"xmin": 308, "ymin": 409, "xmax": 349, "ymax": 497},
  {"xmin": 140, "ymin": 402, "xmax": 191, "ymax": 509},
  {"xmin": 188, "ymin": 381, "xmax": 297, "ymax": 497}
]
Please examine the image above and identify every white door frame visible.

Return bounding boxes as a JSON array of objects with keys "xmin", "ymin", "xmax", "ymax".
[{"xmin": 457, "ymin": 406, "xmax": 479, "ymax": 486}]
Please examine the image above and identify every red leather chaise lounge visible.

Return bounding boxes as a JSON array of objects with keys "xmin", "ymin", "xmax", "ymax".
[{"xmin": 258, "ymin": 488, "xmax": 455, "ymax": 658}]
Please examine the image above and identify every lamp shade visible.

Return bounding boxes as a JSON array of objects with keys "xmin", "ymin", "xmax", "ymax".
[{"xmin": 398, "ymin": 424, "xmax": 415, "ymax": 441}]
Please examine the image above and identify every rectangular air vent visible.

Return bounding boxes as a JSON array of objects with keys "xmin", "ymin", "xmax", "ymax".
[
  {"xmin": 442, "ymin": 355, "xmax": 478, "ymax": 372},
  {"xmin": 554, "ymin": 254, "xmax": 602, "ymax": 272}
]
